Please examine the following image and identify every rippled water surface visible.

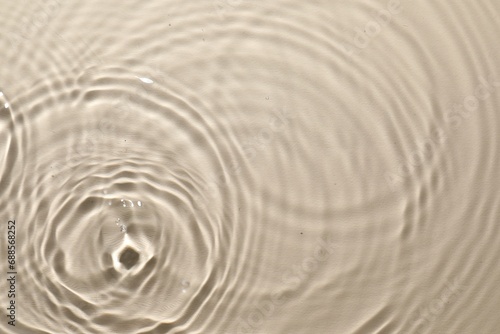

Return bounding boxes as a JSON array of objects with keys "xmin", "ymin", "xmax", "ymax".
[{"xmin": 1, "ymin": 0, "xmax": 500, "ymax": 333}]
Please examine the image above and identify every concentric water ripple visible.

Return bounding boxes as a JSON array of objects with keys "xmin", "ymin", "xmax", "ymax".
[
  {"xmin": 1, "ymin": 1, "xmax": 500, "ymax": 333},
  {"xmin": 0, "ymin": 60, "xmax": 257, "ymax": 332}
]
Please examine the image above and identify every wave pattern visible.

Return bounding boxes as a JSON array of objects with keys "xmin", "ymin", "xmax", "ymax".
[{"xmin": 1, "ymin": 0, "xmax": 500, "ymax": 333}]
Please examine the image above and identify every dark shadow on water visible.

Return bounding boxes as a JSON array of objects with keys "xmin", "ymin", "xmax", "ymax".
[{"xmin": 119, "ymin": 247, "xmax": 140, "ymax": 269}]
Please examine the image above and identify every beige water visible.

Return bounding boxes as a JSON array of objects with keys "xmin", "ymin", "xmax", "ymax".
[{"xmin": 1, "ymin": 0, "xmax": 500, "ymax": 333}]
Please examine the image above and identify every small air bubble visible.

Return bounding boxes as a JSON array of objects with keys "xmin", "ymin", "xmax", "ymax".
[
  {"xmin": 137, "ymin": 201, "xmax": 142, "ymax": 207},
  {"xmin": 137, "ymin": 76, "xmax": 154, "ymax": 84},
  {"xmin": 181, "ymin": 280, "xmax": 190, "ymax": 293},
  {"xmin": 4, "ymin": 103, "xmax": 9, "ymax": 108}
]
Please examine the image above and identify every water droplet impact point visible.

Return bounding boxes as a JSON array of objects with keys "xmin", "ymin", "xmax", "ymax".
[{"xmin": 119, "ymin": 247, "xmax": 140, "ymax": 269}]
